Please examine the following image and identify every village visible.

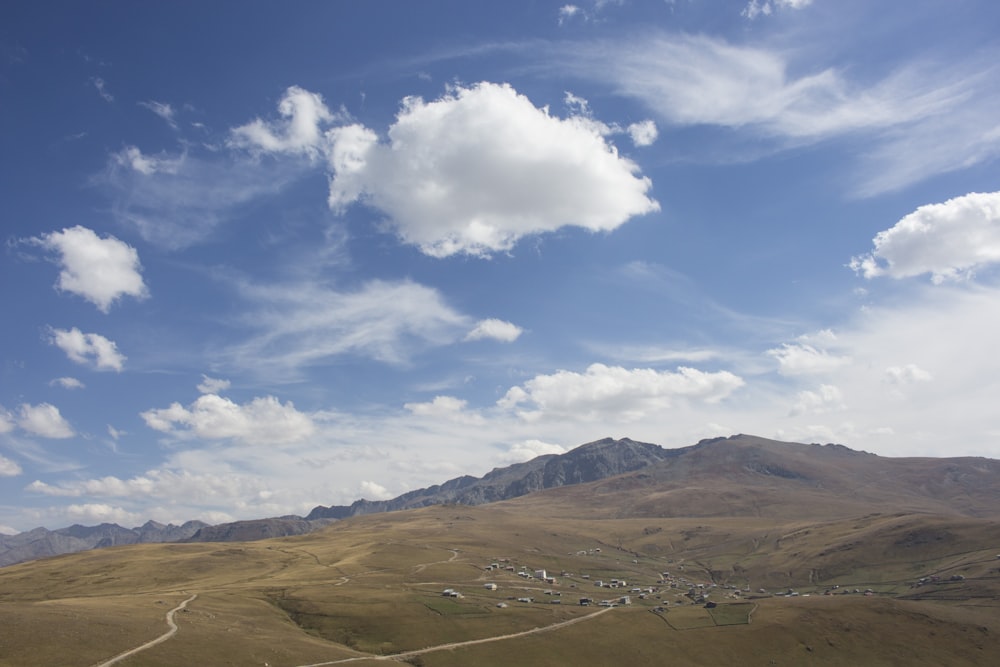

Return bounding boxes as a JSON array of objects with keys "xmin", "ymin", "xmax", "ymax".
[{"xmin": 435, "ymin": 546, "xmax": 762, "ymax": 614}]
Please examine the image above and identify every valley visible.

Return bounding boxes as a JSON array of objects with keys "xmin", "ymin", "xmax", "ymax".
[{"xmin": 2, "ymin": 436, "xmax": 999, "ymax": 665}]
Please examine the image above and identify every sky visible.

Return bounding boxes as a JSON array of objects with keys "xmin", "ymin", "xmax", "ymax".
[{"xmin": 2, "ymin": 1, "xmax": 999, "ymax": 534}]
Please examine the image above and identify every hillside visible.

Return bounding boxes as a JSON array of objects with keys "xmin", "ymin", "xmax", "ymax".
[
  {"xmin": 500, "ymin": 434, "xmax": 1000, "ymax": 520},
  {"xmin": 0, "ymin": 500, "xmax": 998, "ymax": 666},
  {"xmin": 6, "ymin": 434, "xmax": 1000, "ymax": 569}
]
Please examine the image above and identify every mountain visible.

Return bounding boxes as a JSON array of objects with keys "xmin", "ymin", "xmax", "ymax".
[
  {"xmin": 308, "ymin": 434, "xmax": 1000, "ymax": 521},
  {"xmin": 501, "ymin": 434, "xmax": 1000, "ymax": 520},
  {"xmin": 5, "ymin": 434, "xmax": 999, "ymax": 567},
  {"xmin": 306, "ymin": 436, "xmax": 669, "ymax": 519},
  {"xmin": 183, "ymin": 516, "xmax": 333, "ymax": 542},
  {"xmin": 0, "ymin": 520, "xmax": 207, "ymax": 567}
]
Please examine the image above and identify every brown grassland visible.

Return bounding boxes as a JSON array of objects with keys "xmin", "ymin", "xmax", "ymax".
[{"xmin": 1, "ymin": 501, "xmax": 999, "ymax": 666}]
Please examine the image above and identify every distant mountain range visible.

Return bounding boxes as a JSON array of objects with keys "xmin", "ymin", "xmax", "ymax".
[
  {"xmin": 4, "ymin": 434, "xmax": 999, "ymax": 567},
  {"xmin": 0, "ymin": 519, "xmax": 208, "ymax": 567}
]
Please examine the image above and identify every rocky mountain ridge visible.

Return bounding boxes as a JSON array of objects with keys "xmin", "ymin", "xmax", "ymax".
[
  {"xmin": 5, "ymin": 434, "xmax": 999, "ymax": 567},
  {"xmin": 306, "ymin": 436, "xmax": 668, "ymax": 519},
  {"xmin": 0, "ymin": 519, "xmax": 208, "ymax": 567}
]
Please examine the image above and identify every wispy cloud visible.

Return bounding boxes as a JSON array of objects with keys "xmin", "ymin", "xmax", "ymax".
[{"xmin": 222, "ymin": 278, "xmax": 473, "ymax": 374}]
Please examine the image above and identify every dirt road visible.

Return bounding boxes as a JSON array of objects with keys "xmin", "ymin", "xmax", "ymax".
[
  {"xmin": 91, "ymin": 593, "xmax": 197, "ymax": 667},
  {"xmin": 297, "ymin": 605, "xmax": 613, "ymax": 666}
]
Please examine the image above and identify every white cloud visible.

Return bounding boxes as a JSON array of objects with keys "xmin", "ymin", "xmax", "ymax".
[
  {"xmin": 32, "ymin": 226, "xmax": 148, "ymax": 313},
  {"xmin": 230, "ymin": 85, "xmax": 340, "ymax": 160},
  {"xmin": 498, "ymin": 439, "xmax": 567, "ymax": 464},
  {"xmin": 627, "ymin": 120, "xmax": 658, "ymax": 147},
  {"xmin": 101, "ymin": 150, "xmax": 299, "ymax": 249},
  {"xmin": 49, "ymin": 327, "xmax": 126, "ymax": 371},
  {"xmin": 197, "ymin": 375, "xmax": 231, "ymax": 394},
  {"xmin": 883, "ymin": 364, "xmax": 932, "ymax": 385},
  {"xmin": 114, "ymin": 146, "xmax": 182, "ymax": 175},
  {"xmin": 17, "ymin": 403, "xmax": 74, "ymax": 439},
  {"xmin": 405, "ymin": 395, "xmax": 468, "ymax": 417},
  {"xmin": 742, "ymin": 0, "xmax": 812, "ymax": 20},
  {"xmin": 358, "ymin": 480, "xmax": 393, "ymax": 501},
  {"xmin": 92, "ymin": 77, "xmax": 113, "ymax": 103},
  {"xmin": 850, "ymin": 191, "xmax": 1000, "ymax": 283},
  {"xmin": 51, "ymin": 377, "xmax": 85, "ymax": 390},
  {"xmin": 226, "ymin": 279, "xmax": 471, "ymax": 372},
  {"xmin": 141, "ymin": 393, "xmax": 315, "ymax": 446},
  {"xmin": 768, "ymin": 342, "xmax": 851, "ymax": 376},
  {"xmin": 0, "ymin": 408, "xmax": 13, "ymax": 434},
  {"xmin": 403, "ymin": 396, "xmax": 486, "ymax": 426},
  {"xmin": 790, "ymin": 384, "xmax": 844, "ymax": 416},
  {"xmin": 64, "ymin": 503, "xmax": 142, "ymax": 526},
  {"xmin": 0, "ymin": 455, "xmax": 22, "ymax": 477},
  {"xmin": 326, "ymin": 82, "xmax": 659, "ymax": 257},
  {"xmin": 594, "ymin": 34, "xmax": 948, "ymax": 140},
  {"xmin": 465, "ymin": 318, "xmax": 524, "ymax": 343},
  {"xmin": 557, "ymin": 33, "xmax": 999, "ymax": 193},
  {"xmin": 138, "ymin": 100, "xmax": 178, "ymax": 129},
  {"xmin": 498, "ymin": 363, "xmax": 745, "ymax": 421},
  {"xmin": 558, "ymin": 5, "xmax": 581, "ymax": 25},
  {"xmin": 0, "ymin": 525, "xmax": 17, "ymax": 536}
]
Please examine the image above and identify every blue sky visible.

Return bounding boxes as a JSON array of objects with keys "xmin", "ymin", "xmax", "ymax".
[{"xmin": 2, "ymin": 0, "xmax": 999, "ymax": 533}]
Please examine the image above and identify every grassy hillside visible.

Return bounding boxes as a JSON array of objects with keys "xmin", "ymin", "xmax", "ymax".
[{"xmin": 2, "ymin": 502, "xmax": 999, "ymax": 666}]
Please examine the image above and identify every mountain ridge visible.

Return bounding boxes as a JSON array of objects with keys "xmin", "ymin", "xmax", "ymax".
[{"xmin": 5, "ymin": 434, "xmax": 999, "ymax": 567}]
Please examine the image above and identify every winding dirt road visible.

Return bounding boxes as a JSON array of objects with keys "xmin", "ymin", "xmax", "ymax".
[
  {"xmin": 91, "ymin": 593, "xmax": 197, "ymax": 667},
  {"xmin": 297, "ymin": 605, "xmax": 614, "ymax": 666}
]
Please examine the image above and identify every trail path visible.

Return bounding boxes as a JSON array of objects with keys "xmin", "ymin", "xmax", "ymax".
[
  {"xmin": 297, "ymin": 606, "xmax": 613, "ymax": 666},
  {"xmin": 91, "ymin": 593, "xmax": 197, "ymax": 667}
]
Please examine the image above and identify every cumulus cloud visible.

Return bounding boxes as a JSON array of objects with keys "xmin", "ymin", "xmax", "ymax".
[
  {"xmin": 405, "ymin": 395, "xmax": 467, "ymax": 417},
  {"xmin": 404, "ymin": 396, "xmax": 485, "ymax": 425},
  {"xmin": 498, "ymin": 363, "xmax": 744, "ymax": 421},
  {"xmin": 17, "ymin": 403, "xmax": 74, "ymax": 439},
  {"xmin": 141, "ymin": 393, "xmax": 315, "ymax": 446},
  {"xmin": 32, "ymin": 226, "xmax": 148, "ymax": 312},
  {"xmin": 850, "ymin": 191, "xmax": 1000, "ymax": 283},
  {"xmin": 51, "ymin": 377, "xmax": 85, "ymax": 390},
  {"xmin": 358, "ymin": 480, "xmax": 393, "ymax": 500},
  {"xmin": 0, "ymin": 408, "xmax": 13, "ymax": 434},
  {"xmin": 790, "ymin": 384, "xmax": 844, "ymax": 416},
  {"xmin": 28, "ymin": 469, "xmax": 267, "ymax": 504},
  {"xmin": 768, "ymin": 342, "xmax": 852, "ymax": 376},
  {"xmin": 48, "ymin": 327, "xmax": 126, "ymax": 371},
  {"xmin": 0, "ymin": 454, "xmax": 22, "ymax": 477},
  {"xmin": 627, "ymin": 120, "xmax": 658, "ymax": 147},
  {"xmin": 197, "ymin": 375, "xmax": 231, "ymax": 394},
  {"xmin": 326, "ymin": 82, "xmax": 659, "ymax": 257},
  {"xmin": 230, "ymin": 86, "xmax": 340, "ymax": 160},
  {"xmin": 498, "ymin": 439, "xmax": 567, "ymax": 464},
  {"xmin": 64, "ymin": 503, "xmax": 141, "ymax": 526},
  {"xmin": 227, "ymin": 279, "xmax": 471, "ymax": 372},
  {"xmin": 464, "ymin": 318, "xmax": 524, "ymax": 343}
]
